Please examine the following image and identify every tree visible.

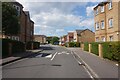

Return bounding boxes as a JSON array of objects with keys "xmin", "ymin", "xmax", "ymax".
[
  {"xmin": 51, "ymin": 36, "xmax": 59, "ymax": 45},
  {"xmin": 2, "ymin": 2, "xmax": 20, "ymax": 36}
]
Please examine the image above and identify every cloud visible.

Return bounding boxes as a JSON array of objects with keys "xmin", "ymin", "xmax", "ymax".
[
  {"xmin": 86, "ymin": 5, "xmax": 96, "ymax": 17},
  {"xmin": 16, "ymin": 0, "xmax": 106, "ymax": 2},
  {"xmin": 15, "ymin": 1, "xmax": 99, "ymax": 36}
]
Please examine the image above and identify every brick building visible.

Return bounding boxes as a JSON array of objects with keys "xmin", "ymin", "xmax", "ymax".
[
  {"xmin": 67, "ymin": 32, "xmax": 74, "ymax": 42},
  {"xmin": 94, "ymin": 0, "xmax": 120, "ymax": 42},
  {"xmin": 1, "ymin": 2, "xmax": 34, "ymax": 43},
  {"xmin": 34, "ymin": 35, "xmax": 47, "ymax": 44},
  {"xmin": 74, "ymin": 29, "xmax": 95, "ymax": 43}
]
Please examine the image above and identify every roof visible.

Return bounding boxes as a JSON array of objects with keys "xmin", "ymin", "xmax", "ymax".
[
  {"xmin": 25, "ymin": 11, "xmax": 31, "ymax": 20},
  {"xmin": 12, "ymin": 2, "xmax": 23, "ymax": 8},
  {"xmin": 75, "ymin": 29, "xmax": 94, "ymax": 34},
  {"xmin": 75, "ymin": 30, "xmax": 83, "ymax": 34},
  {"xmin": 34, "ymin": 35, "xmax": 46, "ymax": 37},
  {"xmin": 94, "ymin": 1, "xmax": 108, "ymax": 10}
]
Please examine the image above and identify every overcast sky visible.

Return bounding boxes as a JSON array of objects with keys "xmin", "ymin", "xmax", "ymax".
[{"xmin": 16, "ymin": 0, "xmax": 105, "ymax": 37}]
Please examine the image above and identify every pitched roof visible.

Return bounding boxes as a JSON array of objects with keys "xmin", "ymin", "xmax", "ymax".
[
  {"xmin": 94, "ymin": 1, "xmax": 108, "ymax": 10},
  {"xmin": 75, "ymin": 29, "xmax": 94, "ymax": 35},
  {"xmin": 75, "ymin": 30, "xmax": 83, "ymax": 34}
]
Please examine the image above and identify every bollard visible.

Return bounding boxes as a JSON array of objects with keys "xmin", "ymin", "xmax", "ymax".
[
  {"xmin": 99, "ymin": 43, "xmax": 103, "ymax": 58},
  {"xmin": 8, "ymin": 43, "xmax": 12, "ymax": 56},
  {"xmin": 81, "ymin": 44, "xmax": 84, "ymax": 50},
  {"xmin": 89, "ymin": 44, "xmax": 91, "ymax": 53}
]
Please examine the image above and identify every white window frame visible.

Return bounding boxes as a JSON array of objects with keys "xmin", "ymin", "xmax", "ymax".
[
  {"xmin": 108, "ymin": 1, "xmax": 112, "ymax": 10},
  {"xmin": 101, "ymin": 6, "xmax": 104, "ymax": 13},
  {"xmin": 101, "ymin": 20, "xmax": 105, "ymax": 29},
  {"xmin": 101, "ymin": 36, "xmax": 105, "ymax": 42},
  {"xmin": 96, "ymin": 37, "xmax": 99, "ymax": 42},
  {"xmin": 109, "ymin": 36, "xmax": 113, "ymax": 41},
  {"xmin": 96, "ymin": 8, "xmax": 99, "ymax": 15},
  {"xmin": 109, "ymin": 18, "xmax": 113, "ymax": 28},
  {"xmin": 95, "ymin": 22, "xmax": 99, "ymax": 30}
]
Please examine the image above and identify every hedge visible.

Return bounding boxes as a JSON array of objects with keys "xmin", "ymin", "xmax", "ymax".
[
  {"xmin": 83, "ymin": 41, "xmax": 120, "ymax": 62},
  {"xmin": 26, "ymin": 41, "xmax": 40, "ymax": 50},
  {"xmin": 65, "ymin": 42, "xmax": 81, "ymax": 47},
  {"xmin": 102, "ymin": 41, "xmax": 120, "ymax": 61},
  {"xmin": 2, "ymin": 39, "xmax": 25, "ymax": 58},
  {"xmin": 91, "ymin": 42, "xmax": 99, "ymax": 56},
  {"xmin": 84, "ymin": 42, "xmax": 89, "ymax": 51}
]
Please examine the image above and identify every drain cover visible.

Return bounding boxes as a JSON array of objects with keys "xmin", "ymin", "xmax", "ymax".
[{"xmin": 51, "ymin": 64, "xmax": 62, "ymax": 66}]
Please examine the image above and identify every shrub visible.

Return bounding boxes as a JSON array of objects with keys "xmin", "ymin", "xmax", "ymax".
[
  {"xmin": 91, "ymin": 42, "xmax": 99, "ymax": 56},
  {"xmin": 102, "ymin": 41, "xmax": 120, "ymax": 61},
  {"xmin": 68, "ymin": 42, "xmax": 75, "ymax": 47},
  {"xmin": 26, "ymin": 41, "xmax": 40, "ymax": 50},
  {"xmin": 84, "ymin": 42, "xmax": 89, "ymax": 51},
  {"xmin": 2, "ymin": 38, "xmax": 25, "ymax": 58},
  {"xmin": 75, "ymin": 42, "xmax": 81, "ymax": 47}
]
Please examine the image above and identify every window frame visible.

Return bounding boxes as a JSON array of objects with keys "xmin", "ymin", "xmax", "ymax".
[
  {"xmin": 101, "ymin": 6, "xmax": 104, "ymax": 13},
  {"xmin": 101, "ymin": 20, "xmax": 105, "ymax": 29},
  {"xmin": 109, "ymin": 35, "xmax": 113, "ymax": 41},
  {"xmin": 108, "ymin": 1, "xmax": 112, "ymax": 10},
  {"xmin": 101, "ymin": 36, "xmax": 105, "ymax": 42},
  {"xmin": 95, "ymin": 22, "xmax": 99, "ymax": 30},
  {"xmin": 108, "ymin": 18, "xmax": 113, "ymax": 28}
]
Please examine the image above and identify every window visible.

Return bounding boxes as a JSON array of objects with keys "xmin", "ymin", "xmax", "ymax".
[
  {"xmin": 109, "ymin": 18, "xmax": 113, "ymax": 28},
  {"xmin": 12, "ymin": 36, "xmax": 15, "ymax": 40},
  {"xmin": 101, "ymin": 36, "xmax": 105, "ymax": 42},
  {"xmin": 101, "ymin": 6, "xmax": 104, "ymax": 12},
  {"xmin": 109, "ymin": 36, "xmax": 113, "ymax": 41},
  {"xmin": 96, "ymin": 37, "xmax": 99, "ymax": 42},
  {"xmin": 101, "ymin": 20, "xmax": 105, "ymax": 29},
  {"xmin": 95, "ymin": 22, "xmax": 99, "ymax": 30},
  {"xmin": 95, "ymin": 8, "xmax": 99, "ymax": 15},
  {"xmin": 108, "ymin": 1, "xmax": 112, "ymax": 10}
]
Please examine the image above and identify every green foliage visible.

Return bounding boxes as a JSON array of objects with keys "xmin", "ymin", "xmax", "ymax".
[
  {"xmin": 102, "ymin": 42, "xmax": 120, "ymax": 61},
  {"xmin": 84, "ymin": 42, "xmax": 89, "ymax": 51},
  {"xmin": 26, "ymin": 41, "xmax": 40, "ymax": 50},
  {"xmin": 2, "ymin": 39, "xmax": 25, "ymax": 58},
  {"xmin": 68, "ymin": 42, "xmax": 75, "ymax": 47},
  {"xmin": 91, "ymin": 42, "xmax": 99, "ymax": 56},
  {"xmin": 74, "ymin": 42, "xmax": 81, "ymax": 47},
  {"xmin": 50, "ymin": 37, "xmax": 59, "ymax": 45},
  {"xmin": 2, "ymin": 2, "xmax": 20, "ymax": 35}
]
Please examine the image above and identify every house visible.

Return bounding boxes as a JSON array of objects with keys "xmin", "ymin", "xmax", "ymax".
[
  {"xmin": 74, "ymin": 29, "xmax": 95, "ymax": 43},
  {"xmin": 60, "ymin": 35, "xmax": 67, "ymax": 46},
  {"xmin": 94, "ymin": 0, "xmax": 120, "ymax": 42},
  {"xmin": 34, "ymin": 35, "xmax": 47, "ymax": 44},
  {"xmin": 67, "ymin": 32, "xmax": 74, "ymax": 42}
]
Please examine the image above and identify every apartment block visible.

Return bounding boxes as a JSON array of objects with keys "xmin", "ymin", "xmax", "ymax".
[
  {"xmin": 74, "ymin": 29, "xmax": 95, "ymax": 43},
  {"xmin": 34, "ymin": 35, "xmax": 47, "ymax": 44},
  {"xmin": 2, "ymin": 2, "xmax": 34, "ymax": 43},
  {"xmin": 94, "ymin": 0, "xmax": 120, "ymax": 42}
]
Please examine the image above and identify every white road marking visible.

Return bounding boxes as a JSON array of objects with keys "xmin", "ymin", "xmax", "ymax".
[
  {"xmin": 51, "ymin": 52, "xmax": 58, "ymax": 61},
  {"xmin": 71, "ymin": 51, "xmax": 94, "ymax": 79},
  {"xmin": 66, "ymin": 53, "xmax": 69, "ymax": 55},
  {"xmin": 58, "ymin": 53, "xmax": 62, "ymax": 55},
  {"xmin": 116, "ymin": 64, "xmax": 118, "ymax": 66},
  {"xmin": 45, "ymin": 54, "xmax": 52, "ymax": 58},
  {"xmin": 73, "ymin": 51, "xmax": 99, "ymax": 78},
  {"xmin": 35, "ymin": 54, "xmax": 42, "ymax": 57}
]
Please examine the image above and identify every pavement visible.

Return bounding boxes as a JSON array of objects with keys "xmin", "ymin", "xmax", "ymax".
[
  {"xmin": 2, "ymin": 45, "xmax": 119, "ymax": 79},
  {"xmin": 1, "ymin": 48, "xmax": 43, "ymax": 66},
  {"xmin": 68, "ymin": 48, "xmax": 119, "ymax": 78}
]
